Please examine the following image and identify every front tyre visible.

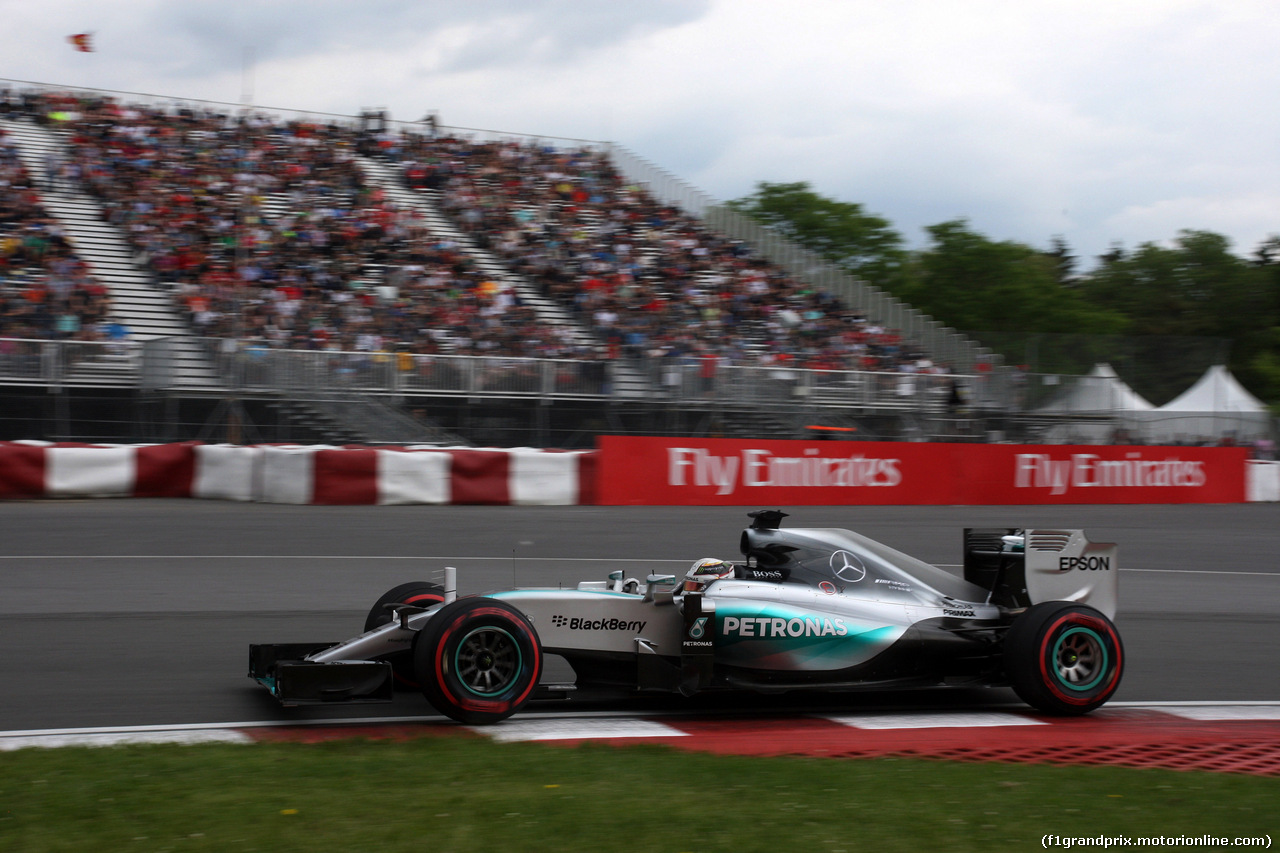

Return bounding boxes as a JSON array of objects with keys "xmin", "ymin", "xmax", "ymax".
[
  {"xmin": 1004, "ymin": 602, "xmax": 1124, "ymax": 716},
  {"xmin": 364, "ymin": 582, "xmax": 446, "ymax": 690},
  {"xmin": 414, "ymin": 597, "xmax": 542, "ymax": 725}
]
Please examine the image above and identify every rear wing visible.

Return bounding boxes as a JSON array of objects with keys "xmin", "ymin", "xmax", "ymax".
[{"xmin": 964, "ymin": 528, "xmax": 1118, "ymax": 619}]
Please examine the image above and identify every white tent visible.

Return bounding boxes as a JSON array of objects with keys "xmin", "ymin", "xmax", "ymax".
[
  {"xmin": 1137, "ymin": 365, "xmax": 1273, "ymax": 444},
  {"xmin": 1035, "ymin": 364, "xmax": 1154, "ymax": 443},
  {"xmin": 1036, "ymin": 363, "xmax": 1154, "ymax": 414},
  {"xmin": 1159, "ymin": 365, "xmax": 1267, "ymax": 413}
]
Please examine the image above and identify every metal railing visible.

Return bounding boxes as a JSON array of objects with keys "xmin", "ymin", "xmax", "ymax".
[
  {"xmin": 605, "ymin": 145, "xmax": 718, "ymax": 219},
  {"xmin": 3, "ymin": 336, "xmax": 996, "ymax": 414},
  {"xmin": 139, "ymin": 337, "xmax": 176, "ymax": 391},
  {"xmin": 192, "ymin": 339, "xmax": 981, "ymax": 412},
  {"xmin": 202, "ymin": 342, "xmax": 612, "ymax": 400},
  {"xmin": 0, "ymin": 337, "xmax": 140, "ymax": 385},
  {"xmin": 640, "ymin": 360, "xmax": 965, "ymax": 412}
]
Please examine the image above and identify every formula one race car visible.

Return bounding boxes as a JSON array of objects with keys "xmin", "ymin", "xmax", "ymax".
[{"xmin": 249, "ymin": 511, "xmax": 1124, "ymax": 724}]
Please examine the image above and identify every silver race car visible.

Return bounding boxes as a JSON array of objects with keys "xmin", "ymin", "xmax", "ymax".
[{"xmin": 249, "ymin": 510, "xmax": 1123, "ymax": 724}]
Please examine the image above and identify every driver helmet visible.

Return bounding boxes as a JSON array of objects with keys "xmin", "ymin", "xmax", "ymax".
[{"xmin": 688, "ymin": 557, "xmax": 735, "ymax": 580}]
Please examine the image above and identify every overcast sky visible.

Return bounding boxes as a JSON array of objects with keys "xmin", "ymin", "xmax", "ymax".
[{"xmin": 4, "ymin": 0, "xmax": 1278, "ymax": 271}]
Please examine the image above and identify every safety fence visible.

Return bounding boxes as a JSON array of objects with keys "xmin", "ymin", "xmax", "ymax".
[
  {"xmin": 206, "ymin": 342, "xmax": 972, "ymax": 408},
  {"xmin": 202, "ymin": 343, "xmax": 610, "ymax": 399},
  {"xmin": 212, "ymin": 339, "xmax": 992, "ymax": 411},
  {"xmin": 646, "ymin": 361, "xmax": 966, "ymax": 410},
  {"xmin": 0, "ymin": 338, "xmax": 138, "ymax": 385},
  {"xmin": 0, "ymin": 336, "xmax": 980, "ymax": 411}
]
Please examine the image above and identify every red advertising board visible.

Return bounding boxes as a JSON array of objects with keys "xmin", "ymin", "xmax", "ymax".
[{"xmin": 596, "ymin": 436, "xmax": 1248, "ymax": 505}]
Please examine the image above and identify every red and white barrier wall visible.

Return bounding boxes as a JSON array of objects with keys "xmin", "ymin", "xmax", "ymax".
[
  {"xmin": 0, "ymin": 442, "xmax": 597, "ymax": 506},
  {"xmin": 596, "ymin": 436, "xmax": 1271, "ymax": 505},
  {"xmin": 1, "ymin": 439, "xmax": 1274, "ymax": 505},
  {"xmin": 1248, "ymin": 460, "xmax": 1280, "ymax": 502}
]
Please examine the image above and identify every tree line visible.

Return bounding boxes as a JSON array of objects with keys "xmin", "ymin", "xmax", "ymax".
[{"xmin": 727, "ymin": 181, "xmax": 1280, "ymax": 407}]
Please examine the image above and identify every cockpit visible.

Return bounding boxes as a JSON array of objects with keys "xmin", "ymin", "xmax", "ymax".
[{"xmin": 733, "ymin": 509, "xmax": 985, "ymax": 604}]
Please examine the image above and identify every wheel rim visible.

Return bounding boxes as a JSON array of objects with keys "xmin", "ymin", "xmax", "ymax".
[
  {"xmin": 1052, "ymin": 626, "xmax": 1108, "ymax": 691},
  {"xmin": 453, "ymin": 626, "xmax": 522, "ymax": 697}
]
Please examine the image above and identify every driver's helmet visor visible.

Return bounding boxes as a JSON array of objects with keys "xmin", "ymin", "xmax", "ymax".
[{"xmin": 688, "ymin": 558, "xmax": 735, "ymax": 579}]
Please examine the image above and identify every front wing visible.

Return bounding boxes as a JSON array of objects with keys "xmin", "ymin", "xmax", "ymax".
[{"xmin": 249, "ymin": 643, "xmax": 394, "ymax": 705}]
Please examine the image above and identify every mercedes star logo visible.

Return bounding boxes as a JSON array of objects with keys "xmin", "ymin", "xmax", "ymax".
[{"xmin": 830, "ymin": 550, "xmax": 867, "ymax": 583}]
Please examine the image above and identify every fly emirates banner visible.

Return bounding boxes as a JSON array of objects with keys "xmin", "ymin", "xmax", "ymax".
[{"xmin": 596, "ymin": 437, "xmax": 1248, "ymax": 505}]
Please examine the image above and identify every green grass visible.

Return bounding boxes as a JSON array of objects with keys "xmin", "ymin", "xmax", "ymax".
[{"xmin": 0, "ymin": 738, "xmax": 1275, "ymax": 852}]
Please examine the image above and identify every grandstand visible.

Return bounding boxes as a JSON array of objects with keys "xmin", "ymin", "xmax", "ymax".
[{"xmin": 0, "ymin": 81, "xmax": 1013, "ymax": 447}]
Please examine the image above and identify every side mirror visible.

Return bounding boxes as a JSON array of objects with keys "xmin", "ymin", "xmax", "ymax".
[{"xmin": 644, "ymin": 574, "xmax": 677, "ymax": 604}]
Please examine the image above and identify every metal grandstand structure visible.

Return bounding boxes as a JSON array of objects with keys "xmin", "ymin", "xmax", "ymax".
[{"xmin": 1, "ymin": 79, "xmax": 1011, "ymax": 445}]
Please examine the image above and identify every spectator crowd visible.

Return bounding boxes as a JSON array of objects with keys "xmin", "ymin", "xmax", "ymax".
[
  {"xmin": 1, "ymin": 122, "xmax": 110, "ymax": 344},
  {"xmin": 1, "ymin": 86, "xmax": 943, "ymax": 385},
  {"xmin": 399, "ymin": 134, "xmax": 930, "ymax": 375}
]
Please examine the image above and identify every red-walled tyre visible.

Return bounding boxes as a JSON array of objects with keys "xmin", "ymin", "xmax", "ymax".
[
  {"xmin": 364, "ymin": 582, "xmax": 446, "ymax": 690},
  {"xmin": 1004, "ymin": 602, "xmax": 1124, "ymax": 715},
  {"xmin": 414, "ymin": 597, "xmax": 542, "ymax": 725}
]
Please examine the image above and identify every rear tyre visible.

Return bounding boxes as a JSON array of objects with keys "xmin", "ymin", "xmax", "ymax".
[
  {"xmin": 1004, "ymin": 602, "xmax": 1124, "ymax": 716},
  {"xmin": 414, "ymin": 598, "xmax": 542, "ymax": 725},
  {"xmin": 364, "ymin": 582, "xmax": 446, "ymax": 690}
]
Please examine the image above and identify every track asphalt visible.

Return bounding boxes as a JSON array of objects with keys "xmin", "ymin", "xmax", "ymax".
[{"xmin": 3, "ymin": 501, "xmax": 1277, "ymax": 776}]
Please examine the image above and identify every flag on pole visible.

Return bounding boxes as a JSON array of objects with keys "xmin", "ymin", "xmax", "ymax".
[{"xmin": 68, "ymin": 33, "xmax": 93, "ymax": 52}]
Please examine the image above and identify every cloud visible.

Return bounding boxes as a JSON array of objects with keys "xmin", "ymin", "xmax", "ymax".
[
  {"xmin": 1, "ymin": 0, "xmax": 1277, "ymax": 266},
  {"xmin": 1105, "ymin": 192, "xmax": 1280, "ymax": 254},
  {"xmin": 139, "ymin": 1, "xmax": 709, "ymax": 75}
]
